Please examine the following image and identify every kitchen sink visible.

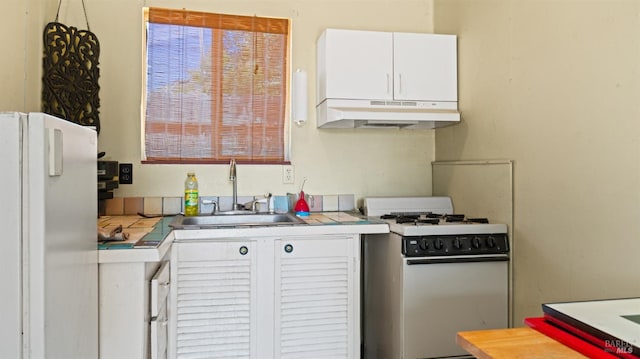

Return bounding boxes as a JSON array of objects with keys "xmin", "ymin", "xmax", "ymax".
[{"xmin": 169, "ymin": 212, "xmax": 306, "ymax": 229}]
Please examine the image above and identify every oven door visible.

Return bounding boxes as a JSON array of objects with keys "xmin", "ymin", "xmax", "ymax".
[{"xmin": 402, "ymin": 255, "xmax": 509, "ymax": 359}]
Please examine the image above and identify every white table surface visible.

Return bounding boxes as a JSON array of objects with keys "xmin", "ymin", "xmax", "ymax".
[{"xmin": 544, "ymin": 297, "xmax": 640, "ymax": 351}]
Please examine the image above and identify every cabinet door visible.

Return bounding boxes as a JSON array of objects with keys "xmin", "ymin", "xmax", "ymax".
[
  {"xmin": 321, "ymin": 29, "xmax": 393, "ymax": 101},
  {"xmin": 170, "ymin": 241, "xmax": 257, "ymax": 359},
  {"xmin": 393, "ymin": 33, "xmax": 457, "ymax": 102},
  {"xmin": 274, "ymin": 235, "xmax": 359, "ymax": 359}
]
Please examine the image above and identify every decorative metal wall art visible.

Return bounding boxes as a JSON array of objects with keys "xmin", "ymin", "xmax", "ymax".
[{"xmin": 42, "ymin": 2, "xmax": 100, "ymax": 133}]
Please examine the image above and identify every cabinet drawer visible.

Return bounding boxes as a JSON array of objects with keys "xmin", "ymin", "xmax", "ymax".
[
  {"xmin": 150, "ymin": 261, "xmax": 170, "ymax": 317},
  {"xmin": 150, "ymin": 308, "xmax": 168, "ymax": 359}
]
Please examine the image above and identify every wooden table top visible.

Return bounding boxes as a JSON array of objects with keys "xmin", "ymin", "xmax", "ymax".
[{"xmin": 456, "ymin": 327, "xmax": 588, "ymax": 359}]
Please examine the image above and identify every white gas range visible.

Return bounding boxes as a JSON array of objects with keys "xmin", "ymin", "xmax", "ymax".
[
  {"xmin": 364, "ymin": 196, "xmax": 507, "ymax": 236},
  {"xmin": 362, "ymin": 196, "xmax": 510, "ymax": 359}
]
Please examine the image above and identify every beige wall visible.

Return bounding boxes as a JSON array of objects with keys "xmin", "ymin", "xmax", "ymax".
[
  {"xmin": 434, "ymin": 0, "xmax": 640, "ymax": 323},
  {"xmin": 0, "ymin": 0, "xmax": 48, "ymax": 111},
  {"xmin": 43, "ymin": 0, "xmax": 440, "ymax": 200}
]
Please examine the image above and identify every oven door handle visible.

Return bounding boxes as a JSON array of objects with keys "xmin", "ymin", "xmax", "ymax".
[{"xmin": 406, "ymin": 255, "xmax": 509, "ymax": 265}]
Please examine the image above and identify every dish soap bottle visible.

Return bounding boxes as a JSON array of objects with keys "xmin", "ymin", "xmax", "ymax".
[
  {"xmin": 294, "ymin": 190, "xmax": 310, "ymax": 217},
  {"xmin": 184, "ymin": 172, "xmax": 199, "ymax": 216},
  {"xmin": 294, "ymin": 179, "xmax": 310, "ymax": 217}
]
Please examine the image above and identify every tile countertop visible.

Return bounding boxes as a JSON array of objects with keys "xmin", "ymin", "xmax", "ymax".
[
  {"xmin": 98, "ymin": 215, "xmax": 174, "ymax": 249},
  {"xmin": 98, "ymin": 215, "xmax": 175, "ymax": 263},
  {"xmin": 98, "ymin": 212, "xmax": 389, "ymax": 263}
]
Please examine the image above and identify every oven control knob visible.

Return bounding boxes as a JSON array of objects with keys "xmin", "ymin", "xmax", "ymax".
[
  {"xmin": 486, "ymin": 236, "xmax": 497, "ymax": 248},
  {"xmin": 472, "ymin": 237, "xmax": 482, "ymax": 249},
  {"xmin": 433, "ymin": 238, "xmax": 444, "ymax": 250},
  {"xmin": 453, "ymin": 238, "xmax": 463, "ymax": 249},
  {"xmin": 419, "ymin": 239, "xmax": 429, "ymax": 250}
]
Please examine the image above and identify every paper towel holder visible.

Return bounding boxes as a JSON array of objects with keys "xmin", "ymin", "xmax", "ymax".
[{"xmin": 292, "ymin": 69, "xmax": 308, "ymax": 126}]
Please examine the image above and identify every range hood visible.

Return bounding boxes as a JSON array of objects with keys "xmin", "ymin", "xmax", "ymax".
[{"xmin": 316, "ymin": 98, "xmax": 460, "ymax": 129}]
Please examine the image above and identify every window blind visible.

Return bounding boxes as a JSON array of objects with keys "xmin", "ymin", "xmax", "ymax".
[{"xmin": 143, "ymin": 7, "xmax": 290, "ymax": 164}]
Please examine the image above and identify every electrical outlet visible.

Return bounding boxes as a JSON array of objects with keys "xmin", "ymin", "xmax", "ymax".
[
  {"xmin": 283, "ymin": 165, "xmax": 294, "ymax": 184},
  {"xmin": 119, "ymin": 163, "xmax": 133, "ymax": 184}
]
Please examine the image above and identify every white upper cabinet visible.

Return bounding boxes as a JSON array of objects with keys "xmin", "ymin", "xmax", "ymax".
[
  {"xmin": 317, "ymin": 28, "xmax": 457, "ymax": 104},
  {"xmin": 393, "ymin": 32, "xmax": 457, "ymax": 102},
  {"xmin": 317, "ymin": 29, "xmax": 393, "ymax": 102}
]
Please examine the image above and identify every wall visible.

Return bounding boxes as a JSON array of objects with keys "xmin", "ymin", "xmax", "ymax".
[
  {"xmin": 47, "ymin": 0, "xmax": 439, "ymax": 201},
  {"xmin": 434, "ymin": 0, "xmax": 640, "ymax": 323},
  {"xmin": 0, "ymin": 0, "xmax": 48, "ymax": 111}
]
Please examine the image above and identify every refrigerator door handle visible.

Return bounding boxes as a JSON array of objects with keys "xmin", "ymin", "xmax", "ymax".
[{"xmin": 47, "ymin": 128, "xmax": 63, "ymax": 176}]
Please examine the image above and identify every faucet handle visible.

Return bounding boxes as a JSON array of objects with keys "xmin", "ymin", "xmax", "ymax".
[
  {"xmin": 268, "ymin": 194, "xmax": 275, "ymax": 214},
  {"xmin": 201, "ymin": 198, "xmax": 218, "ymax": 215},
  {"xmin": 264, "ymin": 193, "xmax": 274, "ymax": 214}
]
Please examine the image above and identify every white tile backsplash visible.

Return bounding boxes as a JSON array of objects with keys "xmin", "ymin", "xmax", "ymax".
[
  {"xmin": 143, "ymin": 197, "xmax": 163, "ymax": 215},
  {"xmin": 323, "ymin": 195, "xmax": 339, "ymax": 211},
  {"xmin": 308, "ymin": 195, "xmax": 323, "ymax": 212},
  {"xmin": 107, "ymin": 193, "xmax": 358, "ymax": 217},
  {"xmin": 338, "ymin": 194, "xmax": 355, "ymax": 211},
  {"xmin": 163, "ymin": 197, "xmax": 182, "ymax": 215}
]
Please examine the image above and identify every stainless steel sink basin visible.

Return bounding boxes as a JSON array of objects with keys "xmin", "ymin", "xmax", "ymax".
[{"xmin": 170, "ymin": 212, "xmax": 306, "ymax": 229}]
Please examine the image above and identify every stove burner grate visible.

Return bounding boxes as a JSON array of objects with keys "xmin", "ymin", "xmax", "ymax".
[
  {"xmin": 380, "ymin": 212, "xmax": 490, "ymax": 225},
  {"xmin": 467, "ymin": 218, "xmax": 489, "ymax": 224},
  {"xmin": 444, "ymin": 214, "xmax": 465, "ymax": 222},
  {"xmin": 415, "ymin": 218, "xmax": 440, "ymax": 225}
]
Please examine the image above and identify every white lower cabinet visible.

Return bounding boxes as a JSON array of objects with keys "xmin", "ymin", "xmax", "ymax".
[
  {"xmin": 99, "ymin": 257, "xmax": 170, "ymax": 359},
  {"xmin": 169, "ymin": 240, "xmax": 258, "ymax": 358},
  {"xmin": 274, "ymin": 237, "xmax": 358, "ymax": 359},
  {"xmin": 169, "ymin": 234, "xmax": 360, "ymax": 359}
]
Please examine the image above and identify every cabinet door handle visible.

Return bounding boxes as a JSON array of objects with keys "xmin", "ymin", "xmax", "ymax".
[
  {"xmin": 398, "ymin": 73, "xmax": 402, "ymax": 94},
  {"xmin": 160, "ymin": 282, "xmax": 170, "ymax": 288},
  {"xmin": 239, "ymin": 246, "xmax": 249, "ymax": 255},
  {"xmin": 284, "ymin": 244, "xmax": 294, "ymax": 253},
  {"xmin": 386, "ymin": 74, "xmax": 391, "ymax": 94}
]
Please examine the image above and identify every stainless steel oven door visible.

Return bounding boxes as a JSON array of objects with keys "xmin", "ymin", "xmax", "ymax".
[{"xmin": 402, "ymin": 255, "xmax": 509, "ymax": 359}]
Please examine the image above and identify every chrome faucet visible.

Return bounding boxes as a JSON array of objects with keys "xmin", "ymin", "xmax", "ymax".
[
  {"xmin": 229, "ymin": 159, "xmax": 241, "ymax": 211},
  {"xmin": 244, "ymin": 193, "xmax": 274, "ymax": 213}
]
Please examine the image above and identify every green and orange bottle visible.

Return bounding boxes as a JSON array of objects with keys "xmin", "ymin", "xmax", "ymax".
[{"xmin": 184, "ymin": 172, "xmax": 199, "ymax": 216}]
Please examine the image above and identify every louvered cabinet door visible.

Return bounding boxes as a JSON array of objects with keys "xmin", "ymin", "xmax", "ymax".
[
  {"xmin": 170, "ymin": 240, "xmax": 258, "ymax": 359},
  {"xmin": 274, "ymin": 235, "xmax": 360, "ymax": 359}
]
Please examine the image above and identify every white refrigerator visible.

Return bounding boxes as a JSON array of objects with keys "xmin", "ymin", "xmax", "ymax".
[{"xmin": 0, "ymin": 112, "xmax": 98, "ymax": 358}]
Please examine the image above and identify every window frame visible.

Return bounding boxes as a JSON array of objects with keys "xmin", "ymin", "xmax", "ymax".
[{"xmin": 141, "ymin": 7, "xmax": 292, "ymax": 165}]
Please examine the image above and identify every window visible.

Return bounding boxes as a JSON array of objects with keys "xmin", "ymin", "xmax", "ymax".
[{"xmin": 142, "ymin": 7, "xmax": 291, "ymax": 164}]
